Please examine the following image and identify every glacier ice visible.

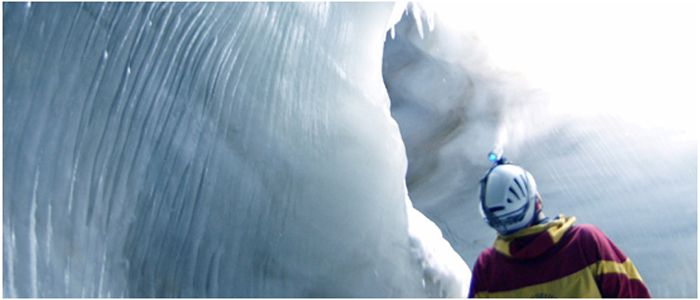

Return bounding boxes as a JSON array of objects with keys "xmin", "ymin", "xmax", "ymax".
[
  {"xmin": 4, "ymin": 1, "xmax": 696, "ymax": 298},
  {"xmin": 3, "ymin": 2, "xmax": 470, "ymax": 297},
  {"xmin": 384, "ymin": 2, "xmax": 696, "ymax": 298}
]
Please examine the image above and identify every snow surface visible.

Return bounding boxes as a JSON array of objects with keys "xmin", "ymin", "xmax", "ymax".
[{"xmin": 3, "ymin": 2, "xmax": 469, "ymax": 297}]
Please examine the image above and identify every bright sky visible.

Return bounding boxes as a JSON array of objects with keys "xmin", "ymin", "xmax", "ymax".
[{"xmin": 429, "ymin": 0, "xmax": 698, "ymax": 133}]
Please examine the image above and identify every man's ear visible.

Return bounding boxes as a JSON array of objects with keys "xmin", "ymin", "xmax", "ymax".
[{"xmin": 535, "ymin": 193, "xmax": 543, "ymax": 210}]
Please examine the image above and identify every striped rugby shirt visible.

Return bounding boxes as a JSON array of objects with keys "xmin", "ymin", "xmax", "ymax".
[{"xmin": 469, "ymin": 215, "xmax": 650, "ymax": 298}]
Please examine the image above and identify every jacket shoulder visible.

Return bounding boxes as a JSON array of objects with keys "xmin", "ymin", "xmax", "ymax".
[
  {"xmin": 474, "ymin": 247, "xmax": 498, "ymax": 268},
  {"xmin": 569, "ymin": 223, "xmax": 603, "ymax": 234},
  {"xmin": 471, "ymin": 247, "xmax": 503, "ymax": 284},
  {"xmin": 567, "ymin": 223, "xmax": 628, "ymax": 262},
  {"xmin": 567, "ymin": 224, "xmax": 609, "ymax": 243}
]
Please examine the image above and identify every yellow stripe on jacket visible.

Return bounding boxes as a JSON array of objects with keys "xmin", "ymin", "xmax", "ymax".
[{"xmin": 472, "ymin": 259, "xmax": 642, "ymax": 298}]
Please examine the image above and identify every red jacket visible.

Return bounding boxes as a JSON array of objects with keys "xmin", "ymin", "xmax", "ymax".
[{"xmin": 469, "ymin": 215, "xmax": 650, "ymax": 298}]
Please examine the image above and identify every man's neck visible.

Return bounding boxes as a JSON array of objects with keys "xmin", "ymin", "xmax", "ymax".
[{"xmin": 533, "ymin": 211, "xmax": 549, "ymax": 225}]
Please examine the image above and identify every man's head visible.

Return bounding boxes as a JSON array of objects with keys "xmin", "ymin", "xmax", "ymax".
[{"xmin": 479, "ymin": 164, "xmax": 541, "ymax": 235}]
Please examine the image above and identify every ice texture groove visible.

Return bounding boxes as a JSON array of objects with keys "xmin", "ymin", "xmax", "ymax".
[{"xmin": 4, "ymin": 2, "xmax": 470, "ymax": 297}]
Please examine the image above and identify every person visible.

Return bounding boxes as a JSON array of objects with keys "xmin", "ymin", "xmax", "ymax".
[{"xmin": 468, "ymin": 155, "xmax": 650, "ymax": 298}]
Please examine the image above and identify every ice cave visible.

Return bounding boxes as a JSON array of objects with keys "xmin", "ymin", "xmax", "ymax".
[{"xmin": 3, "ymin": 2, "xmax": 697, "ymax": 297}]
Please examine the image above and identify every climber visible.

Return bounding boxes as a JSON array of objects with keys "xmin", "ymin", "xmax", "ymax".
[{"xmin": 468, "ymin": 152, "xmax": 651, "ymax": 298}]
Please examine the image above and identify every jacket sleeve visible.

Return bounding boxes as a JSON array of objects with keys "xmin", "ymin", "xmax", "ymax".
[{"xmin": 581, "ymin": 225, "xmax": 651, "ymax": 298}]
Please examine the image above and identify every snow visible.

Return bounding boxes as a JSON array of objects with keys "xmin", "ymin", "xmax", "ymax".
[
  {"xmin": 4, "ymin": 1, "xmax": 696, "ymax": 298},
  {"xmin": 384, "ymin": 1, "xmax": 697, "ymax": 298}
]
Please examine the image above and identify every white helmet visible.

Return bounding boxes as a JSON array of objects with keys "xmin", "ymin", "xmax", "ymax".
[{"xmin": 479, "ymin": 164, "xmax": 538, "ymax": 235}]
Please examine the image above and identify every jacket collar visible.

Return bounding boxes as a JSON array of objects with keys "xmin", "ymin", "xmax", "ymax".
[{"xmin": 493, "ymin": 215, "xmax": 576, "ymax": 259}]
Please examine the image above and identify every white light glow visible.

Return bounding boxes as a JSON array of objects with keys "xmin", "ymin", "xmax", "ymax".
[{"xmin": 430, "ymin": 0, "xmax": 698, "ymax": 134}]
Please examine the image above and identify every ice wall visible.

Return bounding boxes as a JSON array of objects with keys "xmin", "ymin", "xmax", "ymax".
[
  {"xmin": 384, "ymin": 3, "xmax": 697, "ymax": 297},
  {"xmin": 3, "ymin": 2, "xmax": 469, "ymax": 297}
]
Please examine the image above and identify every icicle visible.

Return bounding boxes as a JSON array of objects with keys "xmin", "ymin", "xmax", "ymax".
[
  {"xmin": 386, "ymin": 1, "xmax": 408, "ymax": 41},
  {"xmin": 411, "ymin": 3, "xmax": 424, "ymax": 39}
]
